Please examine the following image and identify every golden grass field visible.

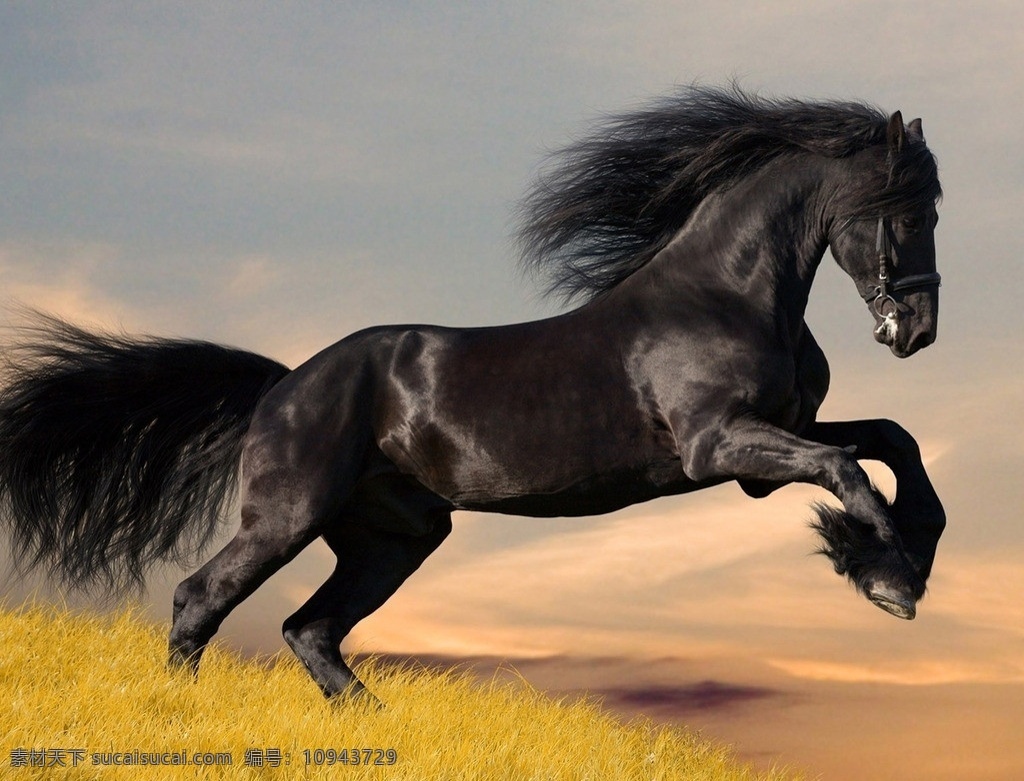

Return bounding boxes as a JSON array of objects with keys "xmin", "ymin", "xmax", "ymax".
[{"xmin": 0, "ymin": 603, "xmax": 801, "ymax": 780}]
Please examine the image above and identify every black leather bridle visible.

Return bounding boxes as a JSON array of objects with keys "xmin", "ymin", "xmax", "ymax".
[{"xmin": 863, "ymin": 215, "xmax": 942, "ymax": 318}]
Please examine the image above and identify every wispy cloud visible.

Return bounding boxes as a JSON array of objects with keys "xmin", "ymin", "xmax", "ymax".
[
  {"xmin": 767, "ymin": 656, "xmax": 1024, "ymax": 686},
  {"xmin": 0, "ymin": 241, "xmax": 134, "ymax": 327}
]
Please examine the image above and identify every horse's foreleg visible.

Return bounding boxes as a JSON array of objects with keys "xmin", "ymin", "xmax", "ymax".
[
  {"xmin": 804, "ymin": 419, "xmax": 945, "ymax": 582},
  {"xmin": 680, "ymin": 418, "xmax": 924, "ymax": 618},
  {"xmin": 283, "ymin": 510, "xmax": 452, "ymax": 702}
]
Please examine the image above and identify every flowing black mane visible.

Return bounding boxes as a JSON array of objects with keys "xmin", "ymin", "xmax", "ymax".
[{"xmin": 518, "ymin": 85, "xmax": 941, "ymax": 302}]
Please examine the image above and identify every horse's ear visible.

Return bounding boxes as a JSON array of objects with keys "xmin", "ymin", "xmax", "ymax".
[
  {"xmin": 907, "ymin": 117, "xmax": 924, "ymax": 141},
  {"xmin": 886, "ymin": 111, "xmax": 906, "ymax": 153}
]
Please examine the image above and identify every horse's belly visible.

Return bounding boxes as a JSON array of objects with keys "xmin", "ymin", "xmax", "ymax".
[{"xmin": 449, "ymin": 457, "xmax": 702, "ymax": 517}]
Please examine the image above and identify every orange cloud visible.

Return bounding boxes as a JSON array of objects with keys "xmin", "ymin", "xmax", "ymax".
[{"xmin": 0, "ymin": 241, "xmax": 132, "ymax": 328}]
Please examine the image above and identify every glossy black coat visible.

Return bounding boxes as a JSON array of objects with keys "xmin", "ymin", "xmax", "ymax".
[{"xmin": 0, "ymin": 92, "xmax": 945, "ymax": 703}]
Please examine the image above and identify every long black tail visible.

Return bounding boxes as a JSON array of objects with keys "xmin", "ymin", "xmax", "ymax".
[{"xmin": 0, "ymin": 312, "xmax": 290, "ymax": 591}]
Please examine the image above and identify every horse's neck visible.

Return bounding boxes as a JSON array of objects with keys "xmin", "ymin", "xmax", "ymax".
[{"xmin": 609, "ymin": 158, "xmax": 831, "ymax": 333}]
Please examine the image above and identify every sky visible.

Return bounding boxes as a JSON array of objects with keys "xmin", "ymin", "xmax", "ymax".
[{"xmin": 2, "ymin": 2, "xmax": 1023, "ymax": 779}]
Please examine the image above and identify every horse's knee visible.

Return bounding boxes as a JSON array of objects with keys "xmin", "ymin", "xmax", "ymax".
[{"xmin": 874, "ymin": 419, "xmax": 921, "ymax": 461}]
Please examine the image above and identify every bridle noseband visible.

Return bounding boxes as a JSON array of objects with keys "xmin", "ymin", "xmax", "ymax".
[{"xmin": 864, "ymin": 215, "xmax": 942, "ymax": 318}]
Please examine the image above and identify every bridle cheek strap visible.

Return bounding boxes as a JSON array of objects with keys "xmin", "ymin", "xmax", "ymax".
[{"xmin": 862, "ymin": 216, "xmax": 941, "ymax": 317}]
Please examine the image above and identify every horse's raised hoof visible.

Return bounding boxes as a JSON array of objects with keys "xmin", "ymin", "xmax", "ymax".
[{"xmin": 867, "ymin": 584, "xmax": 916, "ymax": 620}]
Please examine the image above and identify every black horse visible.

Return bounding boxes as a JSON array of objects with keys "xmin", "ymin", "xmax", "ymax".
[{"xmin": 0, "ymin": 87, "xmax": 944, "ymax": 701}]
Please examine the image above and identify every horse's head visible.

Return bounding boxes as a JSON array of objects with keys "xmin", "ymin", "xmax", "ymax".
[{"xmin": 829, "ymin": 112, "xmax": 941, "ymax": 358}]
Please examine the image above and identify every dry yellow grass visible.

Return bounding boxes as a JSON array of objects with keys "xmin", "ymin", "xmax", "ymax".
[{"xmin": 0, "ymin": 603, "xmax": 800, "ymax": 780}]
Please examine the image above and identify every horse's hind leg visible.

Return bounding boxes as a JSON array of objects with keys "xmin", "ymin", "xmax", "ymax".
[
  {"xmin": 282, "ymin": 509, "xmax": 452, "ymax": 701},
  {"xmin": 168, "ymin": 497, "xmax": 324, "ymax": 669},
  {"xmin": 169, "ymin": 411, "xmax": 366, "ymax": 669}
]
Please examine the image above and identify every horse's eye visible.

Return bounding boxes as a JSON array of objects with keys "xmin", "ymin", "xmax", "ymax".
[{"xmin": 901, "ymin": 216, "xmax": 921, "ymax": 232}]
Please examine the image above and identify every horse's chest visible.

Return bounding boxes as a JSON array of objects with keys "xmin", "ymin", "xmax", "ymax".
[
  {"xmin": 746, "ymin": 348, "xmax": 828, "ymax": 432},
  {"xmin": 644, "ymin": 332, "xmax": 827, "ymax": 437}
]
